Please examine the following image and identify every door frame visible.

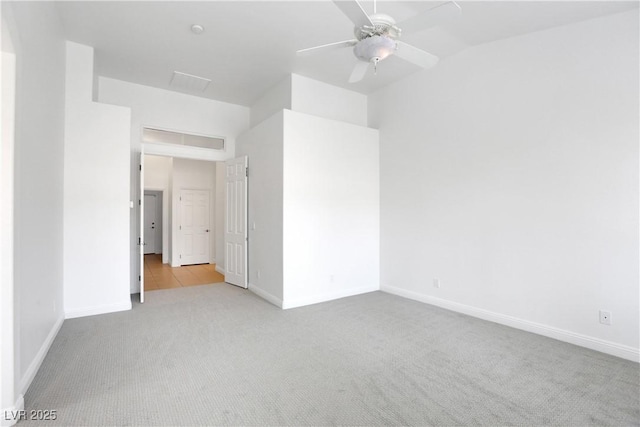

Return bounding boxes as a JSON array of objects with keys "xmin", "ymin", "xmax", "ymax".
[
  {"xmin": 177, "ymin": 188, "xmax": 211, "ymax": 266},
  {"xmin": 138, "ymin": 142, "xmax": 239, "ymax": 300},
  {"xmin": 143, "ymin": 192, "xmax": 158, "ymax": 255},
  {"xmin": 143, "ymin": 189, "xmax": 163, "ymax": 255}
]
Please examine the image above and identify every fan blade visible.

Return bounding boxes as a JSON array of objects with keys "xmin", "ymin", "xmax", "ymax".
[
  {"xmin": 397, "ymin": 1, "xmax": 462, "ymax": 35},
  {"xmin": 332, "ymin": 0, "xmax": 373, "ymax": 28},
  {"xmin": 348, "ymin": 61, "xmax": 370, "ymax": 83},
  {"xmin": 297, "ymin": 39, "xmax": 357, "ymax": 57},
  {"xmin": 395, "ymin": 41, "xmax": 439, "ymax": 69}
]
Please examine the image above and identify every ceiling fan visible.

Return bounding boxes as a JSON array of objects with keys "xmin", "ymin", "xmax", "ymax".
[{"xmin": 297, "ymin": 0, "xmax": 462, "ymax": 83}]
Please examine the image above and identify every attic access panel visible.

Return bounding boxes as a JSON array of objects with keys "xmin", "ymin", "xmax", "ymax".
[{"xmin": 142, "ymin": 127, "xmax": 225, "ymax": 150}]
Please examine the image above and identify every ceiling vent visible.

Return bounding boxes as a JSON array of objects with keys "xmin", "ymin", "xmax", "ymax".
[{"xmin": 169, "ymin": 71, "xmax": 211, "ymax": 93}]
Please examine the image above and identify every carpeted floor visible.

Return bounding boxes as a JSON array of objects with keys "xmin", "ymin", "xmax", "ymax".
[{"xmin": 20, "ymin": 284, "xmax": 640, "ymax": 426}]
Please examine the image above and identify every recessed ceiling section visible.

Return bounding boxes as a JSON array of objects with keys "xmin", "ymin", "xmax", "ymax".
[{"xmin": 169, "ymin": 71, "xmax": 211, "ymax": 93}]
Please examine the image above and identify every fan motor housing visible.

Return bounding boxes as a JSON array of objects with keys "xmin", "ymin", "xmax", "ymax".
[{"xmin": 355, "ymin": 13, "xmax": 400, "ymax": 40}]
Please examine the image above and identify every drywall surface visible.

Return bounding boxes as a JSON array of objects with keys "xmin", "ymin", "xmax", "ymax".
[
  {"xmin": 2, "ymin": 1, "xmax": 66, "ymax": 406},
  {"xmin": 97, "ymin": 77, "xmax": 250, "ymax": 292},
  {"xmin": 144, "ymin": 155, "xmax": 173, "ymax": 263},
  {"xmin": 1, "ymin": 20, "xmax": 17, "ymax": 422},
  {"xmin": 236, "ymin": 111, "xmax": 285, "ymax": 304},
  {"xmin": 369, "ymin": 11, "xmax": 639, "ymax": 360},
  {"xmin": 64, "ymin": 42, "xmax": 132, "ymax": 318},
  {"xmin": 171, "ymin": 158, "xmax": 217, "ymax": 267},
  {"xmin": 250, "ymin": 75, "xmax": 292, "ymax": 127},
  {"xmin": 282, "ymin": 110, "xmax": 379, "ymax": 308},
  {"xmin": 291, "ymin": 74, "xmax": 367, "ymax": 127}
]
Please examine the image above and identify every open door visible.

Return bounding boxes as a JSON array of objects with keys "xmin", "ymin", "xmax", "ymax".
[
  {"xmin": 224, "ymin": 156, "xmax": 248, "ymax": 288},
  {"xmin": 139, "ymin": 151, "xmax": 145, "ymax": 303}
]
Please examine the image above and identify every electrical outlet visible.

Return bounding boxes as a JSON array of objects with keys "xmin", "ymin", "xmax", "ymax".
[
  {"xmin": 433, "ymin": 278, "xmax": 441, "ymax": 288},
  {"xmin": 599, "ymin": 310, "xmax": 611, "ymax": 325}
]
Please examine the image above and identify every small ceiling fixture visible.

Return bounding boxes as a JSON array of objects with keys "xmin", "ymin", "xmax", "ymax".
[{"xmin": 191, "ymin": 24, "xmax": 205, "ymax": 35}]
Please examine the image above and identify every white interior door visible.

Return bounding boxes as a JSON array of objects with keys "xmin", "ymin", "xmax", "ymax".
[
  {"xmin": 143, "ymin": 193, "xmax": 157, "ymax": 255},
  {"xmin": 180, "ymin": 189, "xmax": 210, "ymax": 265},
  {"xmin": 224, "ymin": 156, "xmax": 248, "ymax": 288},
  {"xmin": 139, "ymin": 152, "xmax": 145, "ymax": 303}
]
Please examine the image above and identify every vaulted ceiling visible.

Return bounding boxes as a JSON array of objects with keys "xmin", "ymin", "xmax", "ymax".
[{"xmin": 55, "ymin": 1, "xmax": 638, "ymax": 106}]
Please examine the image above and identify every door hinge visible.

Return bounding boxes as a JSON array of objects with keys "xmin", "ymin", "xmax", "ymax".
[
  {"xmin": 139, "ymin": 165, "xmax": 142, "ymax": 171},
  {"xmin": 245, "ymin": 167, "xmax": 248, "ymax": 177},
  {"xmin": 180, "ymin": 254, "xmax": 182, "ymax": 259},
  {"xmin": 180, "ymin": 196, "xmax": 182, "ymax": 201},
  {"xmin": 139, "ymin": 199, "xmax": 141, "ymax": 206},
  {"xmin": 138, "ymin": 237, "xmax": 141, "ymax": 245},
  {"xmin": 179, "ymin": 225, "xmax": 182, "ymax": 230},
  {"xmin": 138, "ymin": 275, "xmax": 141, "ymax": 281}
]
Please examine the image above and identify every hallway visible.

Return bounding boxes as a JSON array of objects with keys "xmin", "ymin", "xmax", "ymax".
[{"xmin": 143, "ymin": 254, "xmax": 225, "ymax": 290}]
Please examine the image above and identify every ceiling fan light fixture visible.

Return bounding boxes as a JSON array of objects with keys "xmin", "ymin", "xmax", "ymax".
[{"xmin": 353, "ymin": 35, "xmax": 396, "ymax": 63}]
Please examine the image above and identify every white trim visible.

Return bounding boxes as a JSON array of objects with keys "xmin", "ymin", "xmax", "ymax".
[
  {"xmin": 1, "ymin": 394, "xmax": 23, "ymax": 427},
  {"xmin": 248, "ymin": 283, "xmax": 283, "ymax": 308},
  {"xmin": 64, "ymin": 300, "xmax": 131, "ymax": 320},
  {"xmin": 142, "ymin": 124, "xmax": 226, "ymax": 144},
  {"xmin": 215, "ymin": 265, "xmax": 225, "ymax": 275},
  {"xmin": 381, "ymin": 285, "xmax": 640, "ymax": 363},
  {"xmin": 282, "ymin": 285, "xmax": 379, "ymax": 310},
  {"xmin": 18, "ymin": 315, "xmax": 63, "ymax": 396},
  {"xmin": 142, "ymin": 141, "xmax": 231, "ymax": 162}
]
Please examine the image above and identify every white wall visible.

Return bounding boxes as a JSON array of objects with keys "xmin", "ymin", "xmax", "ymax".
[
  {"xmin": 1, "ymin": 2, "xmax": 66, "ymax": 416},
  {"xmin": 282, "ymin": 110, "xmax": 379, "ymax": 308},
  {"xmin": 369, "ymin": 11, "xmax": 639, "ymax": 361},
  {"xmin": 144, "ymin": 155, "xmax": 173, "ymax": 263},
  {"xmin": 97, "ymin": 77, "xmax": 250, "ymax": 292},
  {"xmin": 64, "ymin": 42, "xmax": 132, "ymax": 319},
  {"xmin": 250, "ymin": 75, "xmax": 291, "ymax": 127},
  {"xmin": 291, "ymin": 74, "xmax": 367, "ymax": 127},
  {"xmin": 172, "ymin": 158, "xmax": 217, "ymax": 267},
  {"xmin": 1, "ymin": 20, "xmax": 17, "ymax": 425},
  {"xmin": 236, "ymin": 111, "xmax": 285, "ymax": 305}
]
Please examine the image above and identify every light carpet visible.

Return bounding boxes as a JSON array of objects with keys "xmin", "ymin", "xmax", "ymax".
[{"xmin": 21, "ymin": 284, "xmax": 640, "ymax": 426}]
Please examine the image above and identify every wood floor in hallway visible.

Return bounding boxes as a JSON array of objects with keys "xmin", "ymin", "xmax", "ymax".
[{"xmin": 144, "ymin": 254, "xmax": 225, "ymax": 290}]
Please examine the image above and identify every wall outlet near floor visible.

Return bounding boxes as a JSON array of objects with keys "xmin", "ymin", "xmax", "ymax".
[
  {"xmin": 599, "ymin": 310, "xmax": 612, "ymax": 325},
  {"xmin": 433, "ymin": 278, "xmax": 441, "ymax": 288}
]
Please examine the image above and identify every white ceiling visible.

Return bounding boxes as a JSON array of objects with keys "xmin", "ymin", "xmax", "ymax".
[{"xmin": 55, "ymin": 1, "xmax": 638, "ymax": 106}]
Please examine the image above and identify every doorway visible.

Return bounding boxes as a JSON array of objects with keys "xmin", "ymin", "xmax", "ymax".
[{"xmin": 143, "ymin": 190, "xmax": 162, "ymax": 255}]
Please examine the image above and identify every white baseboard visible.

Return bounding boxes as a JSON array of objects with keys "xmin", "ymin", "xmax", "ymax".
[
  {"xmin": 215, "ymin": 265, "xmax": 225, "ymax": 275},
  {"xmin": 248, "ymin": 283, "xmax": 283, "ymax": 308},
  {"xmin": 381, "ymin": 285, "xmax": 640, "ymax": 363},
  {"xmin": 65, "ymin": 300, "xmax": 131, "ymax": 319},
  {"xmin": 282, "ymin": 285, "xmax": 379, "ymax": 310},
  {"xmin": 1, "ymin": 394, "xmax": 24, "ymax": 427},
  {"xmin": 18, "ymin": 313, "xmax": 64, "ymax": 395}
]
